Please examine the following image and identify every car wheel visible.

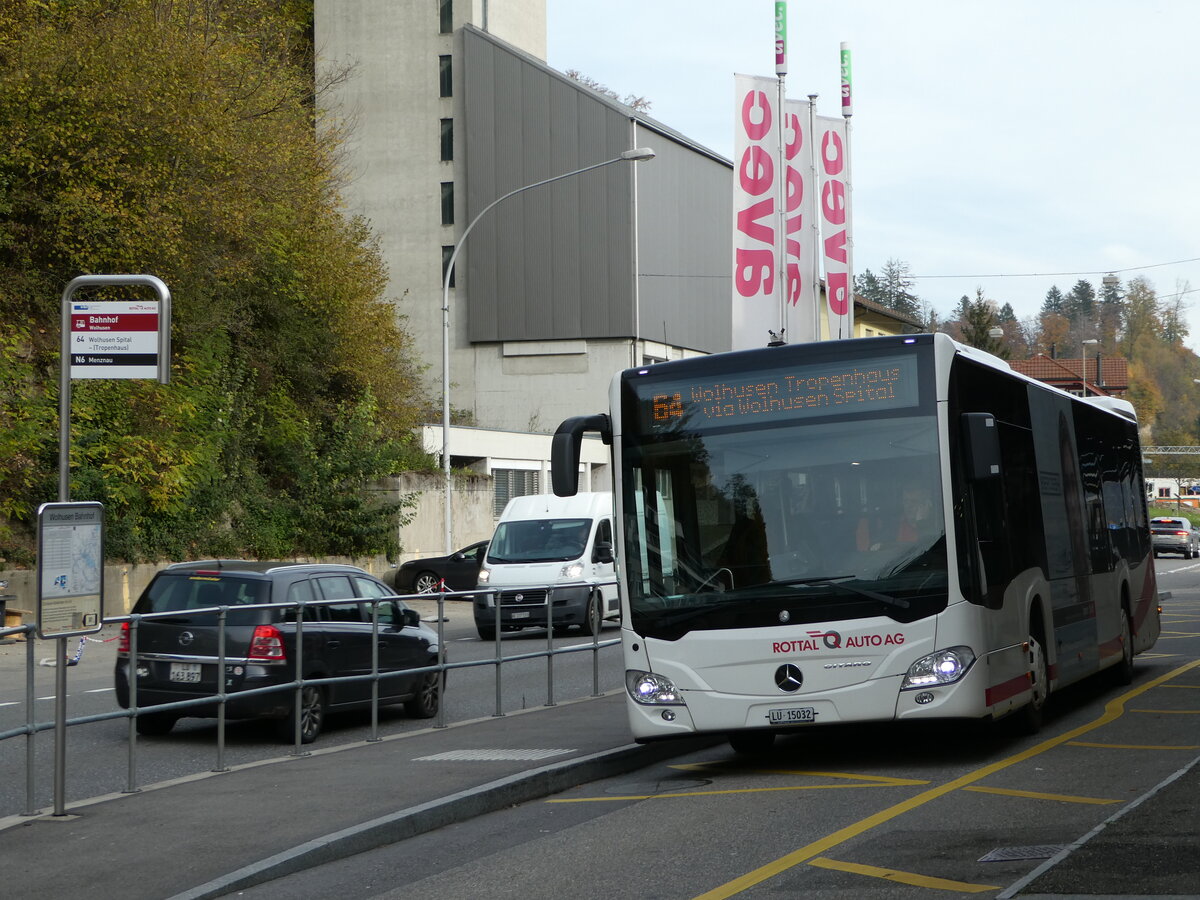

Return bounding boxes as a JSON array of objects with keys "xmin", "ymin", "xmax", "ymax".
[
  {"xmin": 135, "ymin": 712, "xmax": 178, "ymax": 736},
  {"xmin": 413, "ymin": 571, "xmax": 441, "ymax": 594},
  {"xmin": 1010, "ymin": 633, "xmax": 1049, "ymax": 735},
  {"xmin": 477, "ymin": 624, "xmax": 496, "ymax": 641},
  {"xmin": 728, "ymin": 731, "xmax": 776, "ymax": 754},
  {"xmin": 405, "ymin": 671, "xmax": 441, "ymax": 718},
  {"xmin": 580, "ymin": 593, "xmax": 602, "ymax": 637},
  {"xmin": 1111, "ymin": 608, "xmax": 1135, "ymax": 686},
  {"xmin": 279, "ymin": 684, "xmax": 325, "ymax": 744}
]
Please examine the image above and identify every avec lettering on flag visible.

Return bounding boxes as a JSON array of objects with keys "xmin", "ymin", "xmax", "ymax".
[
  {"xmin": 731, "ymin": 74, "xmax": 815, "ymax": 350},
  {"xmin": 817, "ymin": 115, "xmax": 853, "ymax": 340}
]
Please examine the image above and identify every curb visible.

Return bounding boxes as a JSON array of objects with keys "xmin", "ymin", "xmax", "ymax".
[{"xmin": 168, "ymin": 735, "xmax": 719, "ymax": 900}]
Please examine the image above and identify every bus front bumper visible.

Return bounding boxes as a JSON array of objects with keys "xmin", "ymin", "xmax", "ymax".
[{"xmin": 626, "ymin": 661, "xmax": 995, "ymax": 741}]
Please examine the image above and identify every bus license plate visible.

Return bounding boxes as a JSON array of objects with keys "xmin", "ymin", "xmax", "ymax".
[
  {"xmin": 768, "ymin": 706, "xmax": 815, "ymax": 724},
  {"xmin": 169, "ymin": 663, "xmax": 202, "ymax": 684}
]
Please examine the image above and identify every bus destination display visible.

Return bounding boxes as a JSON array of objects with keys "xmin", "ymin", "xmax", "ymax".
[{"xmin": 638, "ymin": 353, "xmax": 920, "ymax": 431}]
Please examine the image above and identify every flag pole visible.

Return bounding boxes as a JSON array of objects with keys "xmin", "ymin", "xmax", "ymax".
[
  {"xmin": 808, "ymin": 93, "xmax": 820, "ymax": 342},
  {"xmin": 840, "ymin": 42, "xmax": 854, "ymax": 340},
  {"xmin": 774, "ymin": 2, "xmax": 788, "ymax": 344}
]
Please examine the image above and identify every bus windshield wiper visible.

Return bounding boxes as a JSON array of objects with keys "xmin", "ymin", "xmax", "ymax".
[{"xmin": 811, "ymin": 578, "xmax": 910, "ymax": 610}]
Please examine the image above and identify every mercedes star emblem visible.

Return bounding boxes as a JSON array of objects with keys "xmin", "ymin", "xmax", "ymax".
[{"xmin": 774, "ymin": 663, "xmax": 803, "ymax": 692}]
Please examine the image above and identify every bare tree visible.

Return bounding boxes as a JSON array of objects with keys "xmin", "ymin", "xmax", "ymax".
[{"xmin": 564, "ymin": 69, "xmax": 652, "ymax": 112}]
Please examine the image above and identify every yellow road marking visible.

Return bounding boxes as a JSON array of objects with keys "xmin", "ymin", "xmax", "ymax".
[
  {"xmin": 1157, "ymin": 632, "xmax": 1200, "ymax": 639},
  {"xmin": 962, "ymin": 785, "xmax": 1119, "ymax": 805},
  {"xmin": 1130, "ymin": 708, "xmax": 1200, "ymax": 714},
  {"xmin": 1161, "ymin": 683, "xmax": 1200, "ymax": 689},
  {"xmin": 547, "ymin": 782, "xmax": 916, "ymax": 801},
  {"xmin": 1068, "ymin": 741, "xmax": 1200, "ymax": 750},
  {"xmin": 691, "ymin": 658, "xmax": 1200, "ymax": 900},
  {"xmin": 671, "ymin": 762, "xmax": 930, "ymax": 786},
  {"xmin": 808, "ymin": 856, "xmax": 999, "ymax": 892}
]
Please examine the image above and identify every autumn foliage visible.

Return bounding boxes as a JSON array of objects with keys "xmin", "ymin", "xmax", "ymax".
[{"xmin": 0, "ymin": 1, "xmax": 427, "ymax": 563}]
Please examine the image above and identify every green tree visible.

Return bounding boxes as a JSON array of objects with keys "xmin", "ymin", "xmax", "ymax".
[
  {"xmin": 1040, "ymin": 285, "xmax": 1065, "ymax": 317},
  {"xmin": 1122, "ymin": 277, "xmax": 1161, "ymax": 362},
  {"xmin": 0, "ymin": 0, "xmax": 428, "ymax": 562},
  {"xmin": 1063, "ymin": 279, "xmax": 1096, "ymax": 323},
  {"xmin": 959, "ymin": 288, "xmax": 1008, "ymax": 357}
]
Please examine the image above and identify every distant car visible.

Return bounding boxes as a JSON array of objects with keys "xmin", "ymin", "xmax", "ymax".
[
  {"xmin": 392, "ymin": 541, "xmax": 488, "ymax": 594},
  {"xmin": 114, "ymin": 561, "xmax": 441, "ymax": 743},
  {"xmin": 1150, "ymin": 517, "xmax": 1200, "ymax": 558}
]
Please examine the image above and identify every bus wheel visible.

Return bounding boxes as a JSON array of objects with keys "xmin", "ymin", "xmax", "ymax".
[
  {"xmin": 1111, "ymin": 609, "xmax": 1135, "ymax": 686},
  {"xmin": 1012, "ymin": 634, "xmax": 1049, "ymax": 734},
  {"xmin": 728, "ymin": 731, "xmax": 776, "ymax": 754}
]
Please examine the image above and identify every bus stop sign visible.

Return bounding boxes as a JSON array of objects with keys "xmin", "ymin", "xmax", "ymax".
[{"xmin": 36, "ymin": 502, "xmax": 105, "ymax": 639}]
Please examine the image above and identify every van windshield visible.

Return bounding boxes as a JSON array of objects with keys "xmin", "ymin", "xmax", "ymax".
[{"xmin": 487, "ymin": 518, "xmax": 593, "ymax": 564}]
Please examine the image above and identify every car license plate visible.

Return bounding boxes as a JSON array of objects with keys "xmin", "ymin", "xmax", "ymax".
[
  {"xmin": 169, "ymin": 663, "xmax": 202, "ymax": 684},
  {"xmin": 512, "ymin": 610, "xmax": 530, "ymax": 619},
  {"xmin": 768, "ymin": 706, "xmax": 815, "ymax": 724}
]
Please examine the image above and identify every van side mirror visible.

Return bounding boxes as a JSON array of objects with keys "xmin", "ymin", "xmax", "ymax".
[
  {"xmin": 961, "ymin": 412, "xmax": 1002, "ymax": 481},
  {"xmin": 551, "ymin": 414, "xmax": 611, "ymax": 497},
  {"xmin": 593, "ymin": 541, "xmax": 614, "ymax": 564}
]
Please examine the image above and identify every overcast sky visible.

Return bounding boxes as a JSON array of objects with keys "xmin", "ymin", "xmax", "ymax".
[{"xmin": 546, "ymin": 1, "xmax": 1200, "ymax": 352}]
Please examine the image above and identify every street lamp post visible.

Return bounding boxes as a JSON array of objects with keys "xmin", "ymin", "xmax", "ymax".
[
  {"xmin": 440, "ymin": 147, "xmax": 655, "ymax": 553},
  {"xmin": 1081, "ymin": 338, "xmax": 1099, "ymax": 396}
]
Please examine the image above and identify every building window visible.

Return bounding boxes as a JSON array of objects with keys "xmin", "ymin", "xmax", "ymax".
[
  {"xmin": 439, "ymin": 0, "xmax": 452, "ymax": 34},
  {"xmin": 494, "ymin": 469, "xmax": 540, "ymax": 517},
  {"xmin": 439, "ymin": 55, "xmax": 452, "ymax": 97},
  {"xmin": 441, "ymin": 182, "xmax": 454, "ymax": 225},
  {"xmin": 442, "ymin": 246, "xmax": 456, "ymax": 288},
  {"xmin": 1159, "ymin": 487, "xmax": 1171, "ymax": 498},
  {"xmin": 440, "ymin": 118, "xmax": 453, "ymax": 161}
]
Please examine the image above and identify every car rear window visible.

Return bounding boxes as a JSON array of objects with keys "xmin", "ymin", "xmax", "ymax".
[
  {"xmin": 134, "ymin": 573, "xmax": 271, "ymax": 625},
  {"xmin": 1152, "ymin": 519, "xmax": 1188, "ymax": 528}
]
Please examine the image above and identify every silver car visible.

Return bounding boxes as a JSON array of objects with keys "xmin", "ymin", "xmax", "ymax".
[{"xmin": 1151, "ymin": 517, "xmax": 1200, "ymax": 558}]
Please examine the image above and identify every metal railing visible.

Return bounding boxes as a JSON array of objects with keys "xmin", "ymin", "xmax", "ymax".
[{"xmin": 0, "ymin": 581, "xmax": 620, "ymax": 818}]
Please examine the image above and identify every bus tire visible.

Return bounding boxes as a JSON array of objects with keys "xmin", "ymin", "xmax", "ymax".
[
  {"xmin": 1011, "ymin": 632, "xmax": 1049, "ymax": 735},
  {"xmin": 728, "ymin": 731, "xmax": 776, "ymax": 754},
  {"xmin": 1111, "ymin": 607, "xmax": 1135, "ymax": 686}
]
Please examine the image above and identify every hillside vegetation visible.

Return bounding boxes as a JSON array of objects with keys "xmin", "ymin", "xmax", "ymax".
[{"xmin": 0, "ymin": 1, "xmax": 430, "ymax": 565}]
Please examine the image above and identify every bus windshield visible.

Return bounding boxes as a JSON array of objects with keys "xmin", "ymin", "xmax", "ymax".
[{"xmin": 622, "ymin": 414, "xmax": 948, "ymax": 639}]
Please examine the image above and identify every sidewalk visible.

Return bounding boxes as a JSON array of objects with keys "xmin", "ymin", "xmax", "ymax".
[{"xmin": 1, "ymin": 689, "xmax": 715, "ymax": 900}]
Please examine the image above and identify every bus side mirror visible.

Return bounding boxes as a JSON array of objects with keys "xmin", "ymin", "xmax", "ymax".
[
  {"xmin": 962, "ymin": 412, "xmax": 1002, "ymax": 481},
  {"xmin": 551, "ymin": 414, "xmax": 611, "ymax": 497}
]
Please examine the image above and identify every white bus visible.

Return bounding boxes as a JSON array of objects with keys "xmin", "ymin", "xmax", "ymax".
[{"xmin": 551, "ymin": 333, "xmax": 1161, "ymax": 752}]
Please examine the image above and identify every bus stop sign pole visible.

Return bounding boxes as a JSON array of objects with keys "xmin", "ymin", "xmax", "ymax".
[{"xmin": 52, "ymin": 274, "xmax": 170, "ymax": 816}]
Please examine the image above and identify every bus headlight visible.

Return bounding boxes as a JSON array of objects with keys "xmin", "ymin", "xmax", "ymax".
[
  {"xmin": 901, "ymin": 646, "xmax": 976, "ymax": 690},
  {"xmin": 560, "ymin": 562, "xmax": 584, "ymax": 579},
  {"xmin": 626, "ymin": 670, "xmax": 684, "ymax": 705}
]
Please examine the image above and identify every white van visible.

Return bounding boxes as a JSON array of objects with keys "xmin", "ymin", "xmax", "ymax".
[{"xmin": 473, "ymin": 492, "xmax": 618, "ymax": 640}]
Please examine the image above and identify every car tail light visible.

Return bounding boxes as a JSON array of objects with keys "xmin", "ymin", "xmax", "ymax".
[
  {"xmin": 1174, "ymin": 530, "xmax": 1188, "ymax": 536},
  {"xmin": 248, "ymin": 625, "xmax": 287, "ymax": 661},
  {"xmin": 118, "ymin": 622, "xmax": 129, "ymax": 654}
]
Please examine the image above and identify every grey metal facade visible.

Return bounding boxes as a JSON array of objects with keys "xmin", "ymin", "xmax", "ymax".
[
  {"xmin": 633, "ymin": 129, "xmax": 733, "ymax": 354},
  {"xmin": 462, "ymin": 26, "xmax": 731, "ymax": 354}
]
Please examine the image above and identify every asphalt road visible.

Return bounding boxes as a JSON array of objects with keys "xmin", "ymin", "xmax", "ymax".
[
  {"xmin": 0, "ymin": 598, "xmax": 623, "ymax": 817},
  {"xmin": 230, "ymin": 558, "xmax": 1200, "ymax": 900}
]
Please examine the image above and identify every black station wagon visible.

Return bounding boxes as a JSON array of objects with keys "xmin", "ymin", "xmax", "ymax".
[{"xmin": 114, "ymin": 561, "xmax": 441, "ymax": 743}]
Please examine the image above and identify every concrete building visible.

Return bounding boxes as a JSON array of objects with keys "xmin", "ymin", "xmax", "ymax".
[{"xmin": 315, "ymin": 2, "xmax": 922, "ymax": 550}]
